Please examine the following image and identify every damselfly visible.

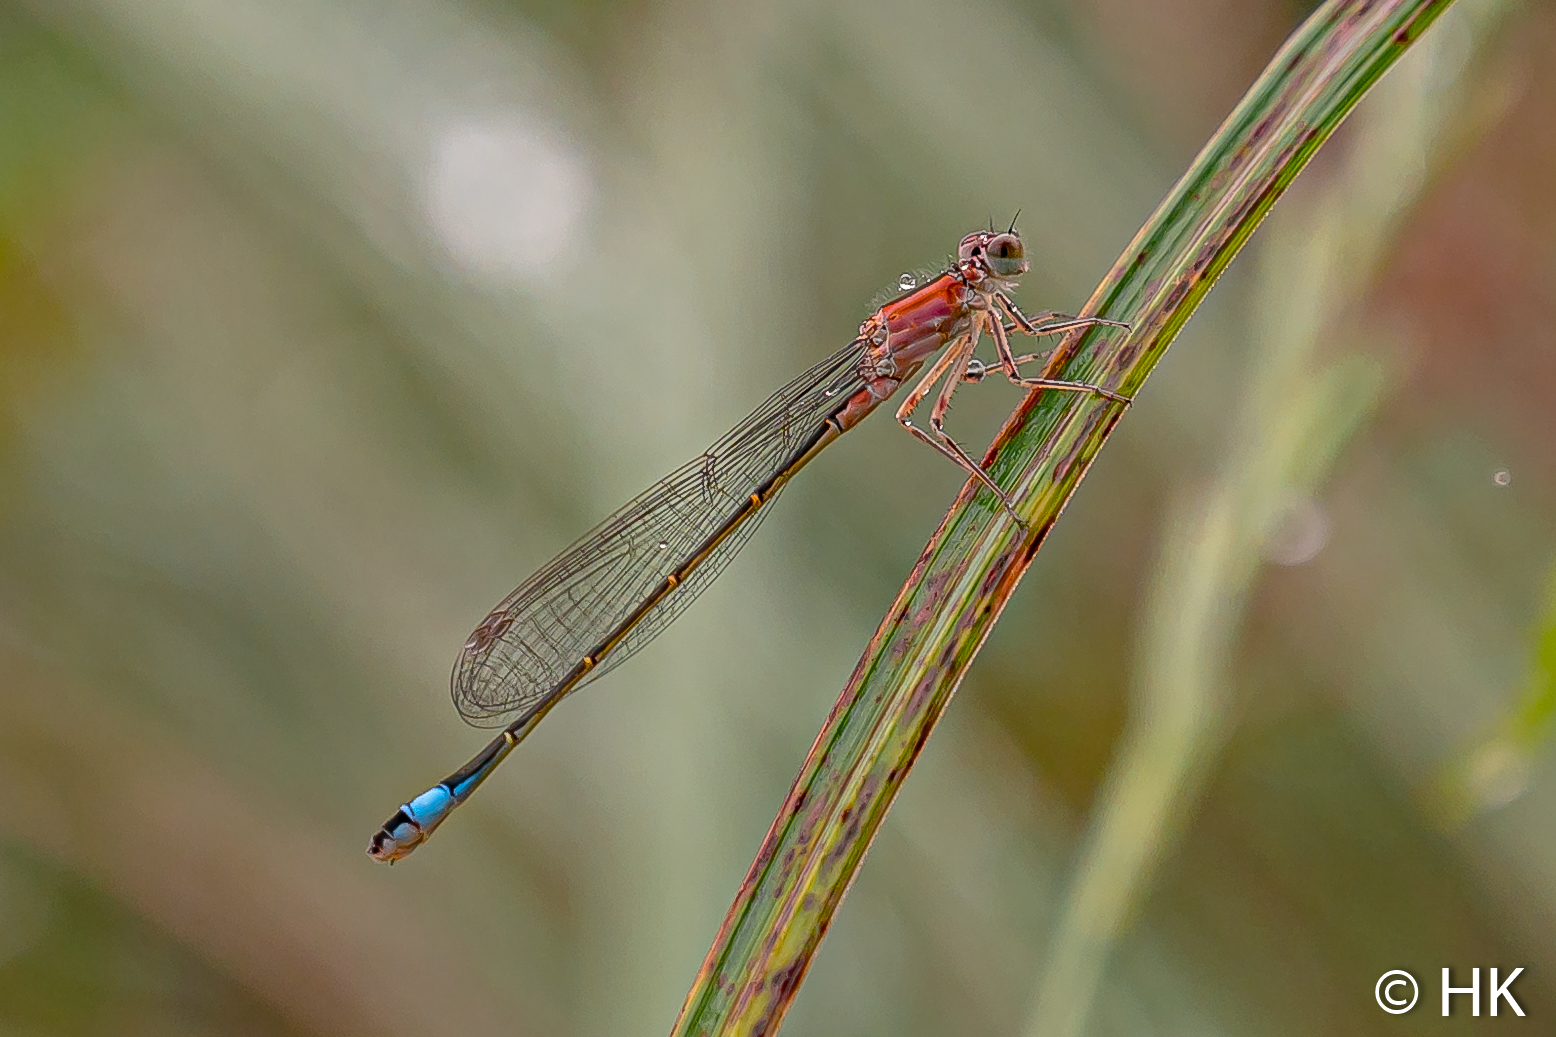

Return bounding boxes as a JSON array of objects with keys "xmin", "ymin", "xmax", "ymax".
[{"xmin": 368, "ymin": 225, "xmax": 1130, "ymax": 861}]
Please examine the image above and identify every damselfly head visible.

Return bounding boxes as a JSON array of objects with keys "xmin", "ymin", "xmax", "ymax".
[{"xmin": 958, "ymin": 230, "xmax": 1028, "ymax": 281}]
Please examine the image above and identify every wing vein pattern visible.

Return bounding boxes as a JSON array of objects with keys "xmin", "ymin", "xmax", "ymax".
[{"xmin": 451, "ymin": 339, "xmax": 869, "ymax": 727}]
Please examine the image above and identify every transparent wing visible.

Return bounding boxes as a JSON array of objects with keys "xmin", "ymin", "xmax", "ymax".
[{"xmin": 451, "ymin": 339, "xmax": 869, "ymax": 727}]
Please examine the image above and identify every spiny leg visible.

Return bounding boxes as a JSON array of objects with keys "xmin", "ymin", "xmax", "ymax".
[
  {"xmin": 1000, "ymin": 297, "xmax": 1130, "ymax": 337},
  {"xmin": 988, "ymin": 313, "xmax": 1119, "ymax": 370},
  {"xmin": 991, "ymin": 295, "xmax": 1132, "ymax": 405},
  {"xmin": 926, "ymin": 330, "xmax": 1030, "ymax": 524},
  {"xmin": 973, "ymin": 342, "xmax": 1053, "ymax": 378},
  {"xmin": 999, "ymin": 296, "xmax": 1131, "ymax": 375},
  {"xmin": 895, "ymin": 334, "xmax": 1024, "ymax": 523}
]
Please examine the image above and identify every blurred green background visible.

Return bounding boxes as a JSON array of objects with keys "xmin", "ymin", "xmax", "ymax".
[{"xmin": 0, "ymin": 0, "xmax": 1552, "ymax": 1034}]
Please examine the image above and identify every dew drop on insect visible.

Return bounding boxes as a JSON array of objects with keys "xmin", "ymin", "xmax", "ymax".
[
  {"xmin": 657, "ymin": 540, "xmax": 669, "ymax": 550},
  {"xmin": 898, "ymin": 273, "xmax": 916, "ymax": 290},
  {"xmin": 1493, "ymin": 468, "xmax": 1512, "ymax": 486}
]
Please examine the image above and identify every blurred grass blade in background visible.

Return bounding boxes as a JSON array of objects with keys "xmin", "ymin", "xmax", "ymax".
[
  {"xmin": 1025, "ymin": 4, "xmax": 1519, "ymax": 1032},
  {"xmin": 671, "ymin": 2, "xmax": 1458, "ymax": 1035},
  {"xmin": 5, "ymin": 0, "xmax": 1551, "ymax": 1030},
  {"xmin": 1439, "ymin": 558, "xmax": 1556, "ymax": 823}
]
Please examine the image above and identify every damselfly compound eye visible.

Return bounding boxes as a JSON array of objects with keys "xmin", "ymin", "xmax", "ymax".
[
  {"xmin": 983, "ymin": 233, "xmax": 1027, "ymax": 277},
  {"xmin": 991, "ymin": 237, "xmax": 1017, "ymax": 258}
]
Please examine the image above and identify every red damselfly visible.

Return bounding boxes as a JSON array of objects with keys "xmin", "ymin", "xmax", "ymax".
[{"xmin": 369, "ymin": 224, "xmax": 1129, "ymax": 861}]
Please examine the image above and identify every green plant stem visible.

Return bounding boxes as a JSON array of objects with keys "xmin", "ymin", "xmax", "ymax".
[
  {"xmin": 1439, "ymin": 560, "xmax": 1556, "ymax": 821},
  {"xmin": 1024, "ymin": 5, "xmax": 1514, "ymax": 1032},
  {"xmin": 670, "ymin": 3, "xmax": 1457, "ymax": 1034}
]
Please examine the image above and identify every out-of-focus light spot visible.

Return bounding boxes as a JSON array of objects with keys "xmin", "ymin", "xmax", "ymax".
[
  {"xmin": 1466, "ymin": 741, "xmax": 1530, "ymax": 811},
  {"xmin": 425, "ymin": 115, "xmax": 590, "ymax": 286},
  {"xmin": 1493, "ymin": 468, "xmax": 1512, "ymax": 486},
  {"xmin": 1263, "ymin": 494, "xmax": 1329, "ymax": 567}
]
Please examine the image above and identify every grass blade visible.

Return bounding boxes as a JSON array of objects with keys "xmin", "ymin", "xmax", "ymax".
[
  {"xmin": 671, "ymin": 2, "xmax": 1458, "ymax": 1034},
  {"xmin": 1027, "ymin": 6, "xmax": 1515, "ymax": 1031}
]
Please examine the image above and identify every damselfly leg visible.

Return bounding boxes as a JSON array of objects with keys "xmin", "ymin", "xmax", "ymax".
[
  {"xmin": 992, "ymin": 298, "xmax": 1133, "ymax": 404},
  {"xmin": 894, "ymin": 331, "xmax": 1025, "ymax": 521},
  {"xmin": 895, "ymin": 309, "xmax": 1132, "ymax": 522}
]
